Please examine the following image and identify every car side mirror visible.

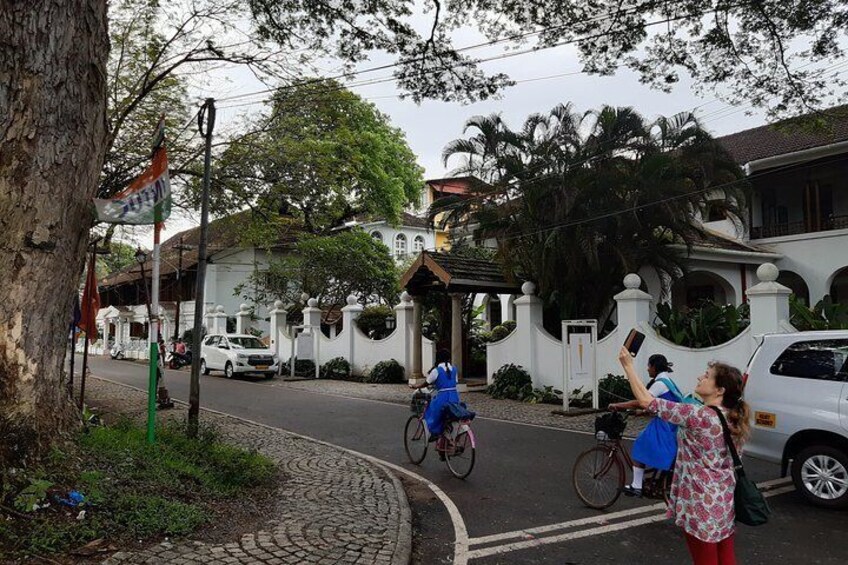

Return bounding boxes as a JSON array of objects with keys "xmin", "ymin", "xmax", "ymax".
[{"xmin": 219, "ymin": 344, "xmax": 229, "ymax": 349}]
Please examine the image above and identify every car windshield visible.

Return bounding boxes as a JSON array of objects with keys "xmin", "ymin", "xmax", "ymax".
[{"xmin": 228, "ymin": 337, "xmax": 266, "ymax": 350}]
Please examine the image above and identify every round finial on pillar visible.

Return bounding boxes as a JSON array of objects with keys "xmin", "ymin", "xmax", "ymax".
[
  {"xmin": 400, "ymin": 291, "xmax": 411, "ymax": 303},
  {"xmin": 273, "ymin": 300, "xmax": 284, "ymax": 310},
  {"xmin": 215, "ymin": 304, "xmax": 225, "ymax": 313},
  {"xmin": 205, "ymin": 306, "xmax": 213, "ymax": 314},
  {"xmin": 239, "ymin": 303, "xmax": 250, "ymax": 313},
  {"xmin": 307, "ymin": 298, "xmax": 319, "ymax": 308},
  {"xmin": 300, "ymin": 292, "xmax": 310, "ymax": 303},
  {"xmin": 346, "ymin": 294, "xmax": 358, "ymax": 306},
  {"xmin": 757, "ymin": 263, "xmax": 779, "ymax": 283},
  {"xmin": 521, "ymin": 281, "xmax": 536, "ymax": 296},
  {"xmin": 623, "ymin": 273, "xmax": 642, "ymax": 290}
]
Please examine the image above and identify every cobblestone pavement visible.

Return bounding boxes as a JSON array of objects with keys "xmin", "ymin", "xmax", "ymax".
[
  {"xmin": 84, "ymin": 378, "xmax": 411, "ymax": 565},
  {"xmin": 278, "ymin": 379, "xmax": 650, "ymax": 437}
]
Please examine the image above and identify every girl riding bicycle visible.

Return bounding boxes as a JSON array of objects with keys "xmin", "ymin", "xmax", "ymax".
[
  {"xmin": 609, "ymin": 353, "xmax": 682, "ymax": 496},
  {"xmin": 410, "ymin": 349, "xmax": 459, "ymax": 455}
]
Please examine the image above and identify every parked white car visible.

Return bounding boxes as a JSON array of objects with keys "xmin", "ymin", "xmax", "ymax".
[
  {"xmin": 200, "ymin": 333, "xmax": 279, "ymax": 379},
  {"xmin": 744, "ymin": 331, "xmax": 848, "ymax": 508}
]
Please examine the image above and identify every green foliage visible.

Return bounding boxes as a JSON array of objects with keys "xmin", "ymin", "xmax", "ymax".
[
  {"xmin": 356, "ymin": 304, "xmax": 395, "ymax": 340},
  {"xmin": 568, "ymin": 387, "xmax": 594, "ymax": 409},
  {"xmin": 654, "ymin": 301, "xmax": 750, "ymax": 348},
  {"xmin": 95, "ymin": 241, "xmax": 138, "ymax": 278},
  {"xmin": 209, "ymin": 80, "xmax": 423, "ymax": 234},
  {"xmin": 236, "ymin": 230, "xmax": 399, "ymax": 308},
  {"xmin": 489, "ymin": 324, "xmax": 512, "ymax": 342},
  {"xmin": 488, "ymin": 364, "xmax": 533, "ymax": 400},
  {"xmin": 13, "ymin": 479, "xmax": 53, "ymax": 512},
  {"xmin": 790, "ymin": 294, "xmax": 848, "ymax": 331},
  {"xmin": 524, "ymin": 385, "xmax": 564, "ymax": 405},
  {"xmin": 0, "ymin": 419, "xmax": 275, "ymax": 559},
  {"xmin": 281, "ymin": 358, "xmax": 317, "ymax": 378},
  {"xmin": 320, "ymin": 357, "xmax": 353, "ymax": 380},
  {"xmin": 598, "ymin": 374, "xmax": 636, "ymax": 407},
  {"xmin": 364, "ymin": 360, "xmax": 405, "ymax": 384},
  {"xmin": 502, "ymin": 320, "xmax": 517, "ymax": 332},
  {"xmin": 437, "ymin": 106, "xmax": 746, "ymax": 324}
]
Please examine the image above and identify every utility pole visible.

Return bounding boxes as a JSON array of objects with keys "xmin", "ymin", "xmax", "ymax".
[
  {"xmin": 172, "ymin": 236, "xmax": 192, "ymax": 340},
  {"xmin": 188, "ymin": 98, "xmax": 215, "ymax": 437}
]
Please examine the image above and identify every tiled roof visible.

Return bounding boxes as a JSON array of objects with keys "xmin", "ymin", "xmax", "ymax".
[
  {"xmin": 400, "ymin": 251, "xmax": 523, "ymax": 294},
  {"xmin": 689, "ymin": 228, "xmax": 771, "ymax": 254},
  {"xmin": 347, "ymin": 211, "xmax": 432, "ymax": 230},
  {"xmin": 100, "ymin": 211, "xmax": 302, "ymax": 288},
  {"xmin": 715, "ymin": 106, "xmax": 848, "ymax": 164}
]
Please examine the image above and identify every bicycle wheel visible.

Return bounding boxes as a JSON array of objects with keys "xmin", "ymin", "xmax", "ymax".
[
  {"xmin": 404, "ymin": 415, "xmax": 428, "ymax": 464},
  {"xmin": 572, "ymin": 445, "xmax": 625, "ymax": 509},
  {"xmin": 445, "ymin": 426, "xmax": 476, "ymax": 479}
]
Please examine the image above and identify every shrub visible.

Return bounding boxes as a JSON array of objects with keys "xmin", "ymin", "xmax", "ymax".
[
  {"xmin": 790, "ymin": 294, "xmax": 848, "ymax": 331},
  {"xmin": 654, "ymin": 301, "xmax": 749, "ymax": 348},
  {"xmin": 502, "ymin": 320, "xmax": 517, "ymax": 332},
  {"xmin": 568, "ymin": 387, "xmax": 593, "ymax": 408},
  {"xmin": 364, "ymin": 359, "xmax": 405, "ymax": 383},
  {"xmin": 524, "ymin": 385, "xmax": 563, "ymax": 405},
  {"xmin": 598, "ymin": 373, "xmax": 635, "ymax": 407},
  {"xmin": 489, "ymin": 325, "xmax": 511, "ymax": 342},
  {"xmin": 281, "ymin": 358, "xmax": 317, "ymax": 378},
  {"xmin": 356, "ymin": 304, "xmax": 394, "ymax": 339},
  {"xmin": 488, "ymin": 364, "xmax": 532, "ymax": 400},
  {"xmin": 320, "ymin": 357, "xmax": 353, "ymax": 380}
]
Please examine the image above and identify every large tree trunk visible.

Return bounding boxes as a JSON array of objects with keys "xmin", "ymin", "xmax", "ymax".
[{"xmin": 0, "ymin": 1, "xmax": 109, "ymax": 467}]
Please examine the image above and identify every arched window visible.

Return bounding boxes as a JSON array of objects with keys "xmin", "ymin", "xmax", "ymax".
[
  {"xmin": 371, "ymin": 230, "xmax": 383, "ymax": 243},
  {"xmin": 394, "ymin": 233, "xmax": 407, "ymax": 259},
  {"xmin": 413, "ymin": 235, "xmax": 425, "ymax": 254}
]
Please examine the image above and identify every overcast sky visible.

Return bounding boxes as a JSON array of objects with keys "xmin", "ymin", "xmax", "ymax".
[{"xmin": 132, "ymin": 31, "xmax": 777, "ymax": 248}]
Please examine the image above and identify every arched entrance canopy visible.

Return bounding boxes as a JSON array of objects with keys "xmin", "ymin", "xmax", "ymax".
[{"xmin": 400, "ymin": 251, "xmax": 523, "ymax": 382}]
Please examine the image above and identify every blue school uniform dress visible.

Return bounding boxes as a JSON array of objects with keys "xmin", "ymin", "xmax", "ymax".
[
  {"xmin": 631, "ymin": 372, "xmax": 682, "ymax": 471},
  {"xmin": 423, "ymin": 363, "xmax": 460, "ymax": 437}
]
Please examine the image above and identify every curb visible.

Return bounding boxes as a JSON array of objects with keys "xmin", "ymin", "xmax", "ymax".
[{"xmin": 89, "ymin": 375, "xmax": 414, "ymax": 565}]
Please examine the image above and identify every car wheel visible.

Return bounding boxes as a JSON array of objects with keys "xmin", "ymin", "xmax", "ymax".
[
  {"xmin": 791, "ymin": 445, "xmax": 848, "ymax": 509},
  {"xmin": 224, "ymin": 362, "xmax": 234, "ymax": 379},
  {"xmin": 201, "ymin": 359, "xmax": 210, "ymax": 375}
]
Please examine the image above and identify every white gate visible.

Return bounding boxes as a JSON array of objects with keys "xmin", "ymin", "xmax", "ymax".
[{"xmin": 562, "ymin": 320, "xmax": 598, "ymax": 411}]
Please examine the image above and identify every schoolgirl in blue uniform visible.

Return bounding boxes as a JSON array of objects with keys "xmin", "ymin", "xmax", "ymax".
[
  {"xmin": 411, "ymin": 349, "xmax": 460, "ymax": 448},
  {"xmin": 609, "ymin": 354, "xmax": 682, "ymax": 496}
]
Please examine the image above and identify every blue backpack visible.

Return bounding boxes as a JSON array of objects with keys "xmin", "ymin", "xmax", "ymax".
[{"xmin": 655, "ymin": 377, "xmax": 704, "ymax": 406}]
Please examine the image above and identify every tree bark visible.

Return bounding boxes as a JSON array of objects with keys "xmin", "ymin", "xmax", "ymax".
[{"xmin": 0, "ymin": 0, "xmax": 109, "ymax": 466}]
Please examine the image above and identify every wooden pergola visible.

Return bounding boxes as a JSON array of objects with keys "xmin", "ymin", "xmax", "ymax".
[{"xmin": 400, "ymin": 251, "xmax": 523, "ymax": 382}]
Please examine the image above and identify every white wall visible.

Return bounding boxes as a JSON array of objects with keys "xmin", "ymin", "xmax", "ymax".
[
  {"xmin": 364, "ymin": 223, "xmax": 436, "ymax": 259},
  {"xmin": 761, "ymin": 229, "xmax": 848, "ymax": 303}
]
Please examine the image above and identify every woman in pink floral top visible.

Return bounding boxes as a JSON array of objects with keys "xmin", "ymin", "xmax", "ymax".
[{"xmin": 618, "ymin": 347, "xmax": 750, "ymax": 565}]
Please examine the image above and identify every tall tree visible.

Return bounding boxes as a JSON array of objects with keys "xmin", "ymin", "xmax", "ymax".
[
  {"xmin": 205, "ymin": 80, "xmax": 423, "ymax": 235},
  {"xmin": 235, "ymin": 230, "xmax": 399, "ymax": 313},
  {"xmin": 435, "ymin": 104, "xmax": 745, "ymax": 325}
]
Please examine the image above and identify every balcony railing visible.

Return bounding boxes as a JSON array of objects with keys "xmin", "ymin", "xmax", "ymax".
[{"xmin": 751, "ymin": 214, "xmax": 848, "ymax": 239}]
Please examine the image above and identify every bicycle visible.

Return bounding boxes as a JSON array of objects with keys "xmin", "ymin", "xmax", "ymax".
[
  {"xmin": 571, "ymin": 410, "xmax": 673, "ymax": 509},
  {"xmin": 403, "ymin": 389, "xmax": 477, "ymax": 479}
]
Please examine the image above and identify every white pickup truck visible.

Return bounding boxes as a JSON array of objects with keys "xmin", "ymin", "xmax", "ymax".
[{"xmin": 744, "ymin": 331, "xmax": 848, "ymax": 508}]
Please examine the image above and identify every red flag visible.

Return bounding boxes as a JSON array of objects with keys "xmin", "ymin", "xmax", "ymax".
[{"xmin": 79, "ymin": 261, "xmax": 101, "ymax": 344}]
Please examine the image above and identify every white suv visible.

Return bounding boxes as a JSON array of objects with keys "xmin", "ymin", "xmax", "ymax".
[
  {"xmin": 200, "ymin": 333, "xmax": 279, "ymax": 379},
  {"xmin": 744, "ymin": 331, "xmax": 848, "ymax": 508}
]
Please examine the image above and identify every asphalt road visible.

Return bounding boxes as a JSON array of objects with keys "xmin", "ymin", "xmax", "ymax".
[{"xmin": 78, "ymin": 356, "xmax": 848, "ymax": 564}]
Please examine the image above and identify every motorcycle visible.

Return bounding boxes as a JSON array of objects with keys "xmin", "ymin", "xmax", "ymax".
[
  {"xmin": 167, "ymin": 350, "xmax": 192, "ymax": 370},
  {"xmin": 110, "ymin": 342, "xmax": 125, "ymax": 360}
]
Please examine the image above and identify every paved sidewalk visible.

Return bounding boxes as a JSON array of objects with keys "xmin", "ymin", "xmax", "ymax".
[
  {"xmin": 84, "ymin": 377, "xmax": 411, "ymax": 565},
  {"xmin": 279, "ymin": 379, "xmax": 650, "ymax": 436}
]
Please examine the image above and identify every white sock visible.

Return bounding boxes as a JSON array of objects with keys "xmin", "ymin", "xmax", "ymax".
[{"xmin": 631, "ymin": 467, "xmax": 645, "ymax": 489}]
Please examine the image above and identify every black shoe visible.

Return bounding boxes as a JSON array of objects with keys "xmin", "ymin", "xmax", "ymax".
[{"xmin": 622, "ymin": 485, "xmax": 643, "ymax": 497}]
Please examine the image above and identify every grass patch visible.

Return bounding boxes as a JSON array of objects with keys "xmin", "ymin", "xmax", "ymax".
[{"xmin": 0, "ymin": 419, "xmax": 276, "ymax": 560}]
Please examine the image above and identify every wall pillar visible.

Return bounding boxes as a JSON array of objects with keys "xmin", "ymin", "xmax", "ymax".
[
  {"xmin": 512, "ymin": 282, "xmax": 543, "ymax": 379},
  {"xmin": 341, "ymin": 295, "xmax": 363, "ymax": 373},
  {"xmin": 613, "ymin": 274, "xmax": 653, "ymax": 331},
  {"xmin": 236, "ymin": 303, "xmax": 251, "ymax": 334},
  {"xmin": 746, "ymin": 263, "xmax": 793, "ymax": 335},
  {"xmin": 302, "ymin": 298, "xmax": 322, "ymax": 378},
  {"xmin": 394, "ymin": 292, "xmax": 413, "ymax": 379},
  {"xmin": 212, "ymin": 305, "xmax": 227, "ymax": 334},
  {"xmin": 269, "ymin": 300, "xmax": 288, "ymax": 357}
]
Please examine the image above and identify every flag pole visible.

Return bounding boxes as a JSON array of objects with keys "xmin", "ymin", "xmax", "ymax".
[{"xmin": 147, "ymin": 221, "xmax": 161, "ymax": 444}]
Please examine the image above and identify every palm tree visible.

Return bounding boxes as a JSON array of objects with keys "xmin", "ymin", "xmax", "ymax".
[{"xmin": 432, "ymin": 104, "xmax": 747, "ymax": 330}]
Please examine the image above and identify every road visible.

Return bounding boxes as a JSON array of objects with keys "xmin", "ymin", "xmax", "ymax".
[{"xmin": 79, "ymin": 356, "xmax": 848, "ymax": 564}]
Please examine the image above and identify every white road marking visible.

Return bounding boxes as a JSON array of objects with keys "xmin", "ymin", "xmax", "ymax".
[
  {"xmin": 468, "ymin": 480, "xmax": 796, "ymax": 560},
  {"xmin": 91, "ymin": 375, "xmax": 471, "ymax": 565},
  {"xmin": 468, "ymin": 502, "xmax": 666, "ymax": 546}
]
